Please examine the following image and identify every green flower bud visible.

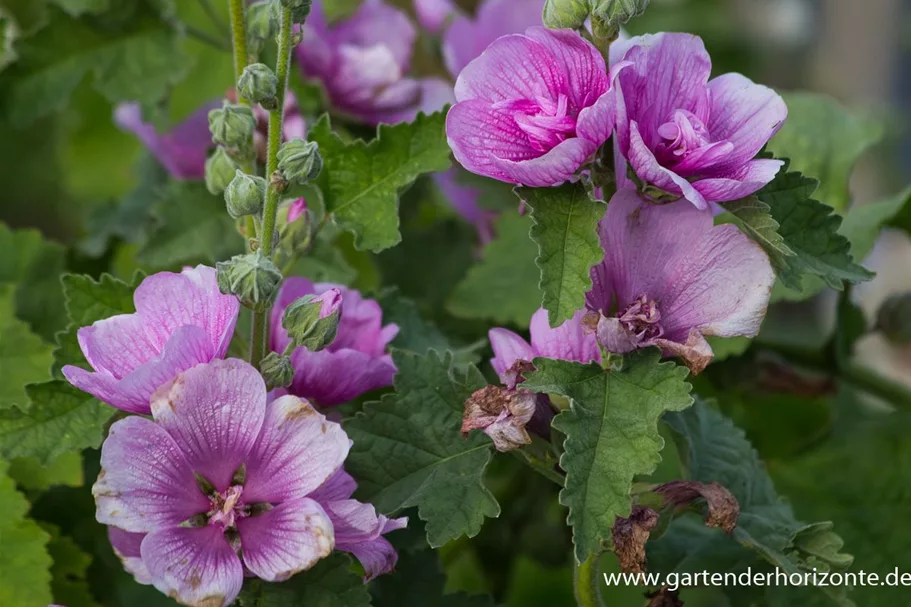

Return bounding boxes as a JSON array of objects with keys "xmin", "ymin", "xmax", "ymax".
[
  {"xmin": 877, "ymin": 293, "xmax": 911, "ymax": 346},
  {"xmin": 204, "ymin": 147, "xmax": 240, "ymax": 195},
  {"xmin": 216, "ymin": 252, "xmax": 283, "ymax": 312},
  {"xmin": 209, "ymin": 103, "xmax": 256, "ymax": 157},
  {"xmin": 280, "ymin": 0, "xmax": 312, "ymax": 24},
  {"xmin": 282, "ymin": 289, "xmax": 343, "ymax": 352},
  {"xmin": 225, "ymin": 170, "xmax": 266, "ymax": 219},
  {"xmin": 591, "ymin": 0, "xmax": 650, "ymax": 25},
  {"xmin": 247, "ymin": 1, "xmax": 278, "ymax": 58},
  {"xmin": 277, "ymin": 139, "xmax": 322, "ymax": 185},
  {"xmin": 543, "ymin": 0, "xmax": 590, "ymax": 29},
  {"xmin": 238, "ymin": 63, "xmax": 279, "ymax": 110},
  {"xmin": 260, "ymin": 351, "xmax": 294, "ymax": 389}
]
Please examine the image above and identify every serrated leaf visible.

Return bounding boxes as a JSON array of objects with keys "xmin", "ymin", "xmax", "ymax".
[
  {"xmin": 371, "ymin": 549, "xmax": 496, "ymax": 607},
  {"xmin": 522, "ymin": 350, "xmax": 693, "ymax": 561},
  {"xmin": 723, "ymin": 196, "xmax": 794, "ymax": 273},
  {"xmin": 0, "ymin": 380, "xmax": 115, "ymax": 465},
  {"xmin": 44, "ymin": 523, "xmax": 101, "ymax": 607},
  {"xmin": 0, "ymin": 3, "xmax": 191, "ymax": 127},
  {"xmin": 0, "ymin": 459, "xmax": 53, "ymax": 607},
  {"xmin": 138, "ymin": 181, "xmax": 243, "ymax": 270},
  {"xmin": 8, "ymin": 451, "xmax": 83, "ymax": 490},
  {"xmin": 0, "ymin": 285, "xmax": 54, "ymax": 410},
  {"xmin": 53, "ymin": 272, "xmax": 141, "ymax": 373},
  {"xmin": 447, "ymin": 213, "xmax": 540, "ymax": 326},
  {"xmin": 237, "ymin": 554, "xmax": 371, "ymax": 607},
  {"xmin": 309, "ymin": 112, "xmax": 452, "ymax": 252},
  {"xmin": 769, "ymin": 92, "xmax": 882, "ymax": 212},
  {"xmin": 758, "ymin": 166, "xmax": 873, "ymax": 292},
  {"xmin": 520, "ymin": 182, "xmax": 605, "ymax": 327},
  {"xmin": 344, "ymin": 350, "xmax": 500, "ymax": 547}
]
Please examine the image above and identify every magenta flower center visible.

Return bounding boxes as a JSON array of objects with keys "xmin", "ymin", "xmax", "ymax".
[
  {"xmin": 498, "ymin": 92, "xmax": 577, "ymax": 153},
  {"xmin": 656, "ymin": 109, "xmax": 712, "ymax": 163},
  {"xmin": 208, "ymin": 484, "xmax": 245, "ymax": 530},
  {"xmin": 618, "ymin": 294, "xmax": 663, "ymax": 342}
]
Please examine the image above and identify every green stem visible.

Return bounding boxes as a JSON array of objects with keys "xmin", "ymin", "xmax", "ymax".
[
  {"xmin": 574, "ymin": 555, "xmax": 605, "ymax": 607},
  {"xmin": 227, "ymin": 0, "xmax": 250, "ymax": 104},
  {"xmin": 249, "ymin": 6, "xmax": 293, "ymax": 370}
]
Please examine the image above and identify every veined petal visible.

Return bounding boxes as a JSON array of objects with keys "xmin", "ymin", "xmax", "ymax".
[
  {"xmin": 488, "ymin": 328, "xmax": 534, "ymax": 381},
  {"xmin": 109, "ymin": 527, "xmax": 152, "ymax": 585},
  {"xmin": 77, "ymin": 315, "xmax": 159, "ymax": 379},
  {"xmin": 529, "ymin": 308, "xmax": 600, "ymax": 364},
  {"xmin": 524, "ymin": 27, "xmax": 608, "ymax": 111},
  {"xmin": 309, "ymin": 468, "xmax": 358, "ymax": 503},
  {"xmin": 322, "ymin": 499, "xmax": 407, "ymax": 581},
  {"xmin": 627, "ymin": 121, "xmax": 708, "ymax": 209},
  {"xmin": 691, "ymin": 158, "xmax": 784, "ymax": 204},
  {"xmin": 491, "ymin": 137, "xmax": 594, "ymax": 187},
  {"xmin": 288, "ymin": 348, "xmax": 397, "ymax": 406}
]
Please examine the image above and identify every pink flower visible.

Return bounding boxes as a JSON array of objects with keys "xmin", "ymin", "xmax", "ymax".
[
  {"xmin": 270, "ymin": 278, "xmax": 399, "ymax": 406},
  {"xmin": 446, "ymin": 26, "xmax": 623, "ymax": 187},
  {"xmin": 413, "ymin": 0, "xmax": 456, "ymax": 33},
  {"xmin": 489, "ymin": 308, "xmax": 600, "ymax": 388},
  {"xmin": 95, "ymin": 359, "xmax": 405, "ymax": 606},
  {"xmin": 586, "ymin": 188, "xmax": 775, "ymax": 373},
  {"xmin": 611, "ymin": 33, "xmax": 788, "ymax": 209},
  {"xmin": 62, "ymin": 266, "xmax": 239, "ymax": 415}
]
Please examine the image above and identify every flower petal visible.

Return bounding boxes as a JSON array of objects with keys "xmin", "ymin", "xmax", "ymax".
[
  {"xmin": 150, "ymin": 359, "xmax": 267, "ymax": 491},
  {"xmin": 77, "ymin": 314, "xmax": 159, "ymax": 379},
  {"xmin": 331, "ymin": 0, "xmax": 417, "ymax": 71},
  {"xmin": 491, "ymin": 136, "xmax": 594, "ymax": 187},
  {"xmin": 243, "ymin": 395, "xmax": 350, "ymax": 504},
  {"xmin": 627, "ymin": 121, "xmax": 708, "ymax": 209},
  {"xmin": 288, "ymin": 348, "xmax": 396, "ymax": 406},
  {"xmin": 433, "ymin": 168, "xmax": 496, "ymax": 243},
  {"xmin": 528, "ymin": 308, "xmax": 600, "ymax": 364},
  {"xmin": 309, "ymin": 468, "xmax": 358, "ymax": 503},
  {"xmin": 270, "ymin": 277, "xmax": 318, "ymax": 353},
  {"xmin": 238, "ymin": 497, "xmax": 334, "ymax": 582},
  {"xmin": 141, "ymin": 526, "xmax": 243, "ymax": 607},
  {"xmin": 654, "ymin": 331, "xmax": 714, "ymax": 375},
  {"xmin": 488, "ymin": 328, "xmax": 534, "ymax": 381},
  {"xmin": 322, "ymin": 500, "xmax": 407, "ymax": 581},
  {"xmin": 94, "ymin": 417, "xmax": 207, "ymax": 533},
  {"xmin": 414, "ymin": 0, "xmax": 457, "ymax": 33},
  {"xmin": 524, "ymin": 27, "xmax": 608, "ymax": 111},
  {"xmin": 691, "ymin": 158, "xmax": 784, "ymax": 204},
  {"xmin": 109, "ymin": 527, "xmax": 153, "ymax": 585}
]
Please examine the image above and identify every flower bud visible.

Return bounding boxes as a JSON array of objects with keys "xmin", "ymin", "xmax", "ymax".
[
  {"xmin": 277, "ymin": 139, "xmax": 322, "ymax": 185},
  {"xmin": 238, "ymin": 63, "xmax": 279, "ymax": 110},
  {"xmin": 282, "ymin": 288, "xmax": 343, "ymax": 352},
  {"xmin": 542, "ymin": 0, "xmax": 591, "ymax": 29},
  {"xmin": 224, "ymin": 170, "xmax": 266, "ymax": 219},
  {"xmin": 280, "ymin": 0, "xmax": 312, "ymax": 23},
  {"xmin": 208, "ymin": 103, "xmax": 256, "ymax": 157},
  {"xmin": 247, "ymin": 1, "xmax": 278, "ymax": 58},
  {"xmin": 216, "ymin": 252, "xmax": 283, "ymax": 312},
  {"xmin": 591, "ymin": 0, "xmax": 650, "ymax": 25},
  {"xmin": 876, "ymin": 293, "xmax": 911, "ymax": 346},
  {"xmin": 260, "ymin": 351, "xmax": 294, "ymax": 389},
  {"xmin": 204, "ymin": 147, "xmax": 240, "ymax": 195}
]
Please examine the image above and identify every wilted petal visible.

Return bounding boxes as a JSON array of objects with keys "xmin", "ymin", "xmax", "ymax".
[
  {"xmin": 141, "ymin": 526, "xmax": 243, "ymax": 607},
  {"xmin": 462, "ymin": 385, "xmax": 537, "ymax": 451},
  {"xmin": 151, "ymin": 359, "xmax": 267, "ymax": 491},
  {"xmin": 238, "ymin": 497, "xmax": 334, "ymax": 582},
  {"xmin": 488, "ymin": 328, "xmax": 534, "ymax": 381},
  {"xmin": 243, "ymin": 395, "xmax": 350, "ymax": 504},
  {"xmin": 322, "ymin": 500, "xmax": 407, "ymax": 580},
  {"xmin": 109, "ymin": 527, "xmax": 152, "ymax": 585},
  {"xmin": 94, "ymin": 417, "xmax": 207, "ymax": 532},
  {"xmin": 595, "ymin": 316, "xmax": 640, "ymax": 354},
  {"xmin": 654, "ymin": 331, "xmax": 714, "ymax": 375},
  {"xmin": 528, "ymin": 308, "xmax": 601, "ymax": 364}
]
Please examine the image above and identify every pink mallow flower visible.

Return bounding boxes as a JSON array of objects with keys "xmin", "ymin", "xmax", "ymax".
[
  {"xmin": 611, "ymin": 33, "xmax": 788, "ymax": 209},
  {"xmin": 96, "ymin": 359, "xmax": 406, "ymax": 607},
  {"xmin": 62, "ymin": 266, "xmax": 239, "ymax": 415},
  {"xmin": 446, "ymin": 26, "xmax": 623, "ymax": 187},
  {"xmin": 586, "ymin": 188, "xmax": 775, "ymax": 373},
  {"xmin": 296, "ymin": 0, "xmax": 452, "ymax": 126},
  {"xmin": 270, "ymin": 278, "xmax": 399, "ymax": 406}
]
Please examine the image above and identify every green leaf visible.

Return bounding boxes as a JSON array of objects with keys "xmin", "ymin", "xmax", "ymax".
[
  {"xmin": 0, "ymin": 380, "xmax": 114, "ymax": 465},
  {"xmin": 237, "ymin": 554, "xmax": 371, "ymax": 607},
  {"xmin": 0, "ymin": 285, "xmax": 54, "ymax": 410},
  {"xmin": 522, "ymin": 350, "xmax": 693, "ymax": 561},
  {"xmin": 521, "ymin": 183, "xmax": 605, "ymax": 327},
  {"xmin": 723, "ymin": 196, "xmax": 794, "ymax": 274},
  {"xmin": 0, "ymin": 459, "xmax": 53, "ymax": 607},
  {"xmin": 447, "ymin": 213, "xmax": 541, "ymax": 327},
  {"xmin": 7, "ymin": 451, "xmax": 83, "ymax": 490},
  {"xmin": 45, "ymin": 524, "xmax": 101, "ymax": 607},
  {"xmin": 839, "ymin": 184, "xmax": 911, "ymax": 262},
  {"xmin": 769, "ymin": 92, "xmax": 882, "ymax": 212},
  {"xmin": 138, "ymin": 181, "xmax": 243, "ymax": 270},
  {"xmin": 322, "ymin": 0, "xmax": 362, "ymax": 23},
  {"xmin": 704, "ymin": 336, "xmax": 751, "ymax": 362},
  {"xmin": 344, "ymin": 350, "xmax": 500, "ymax": 547},
  {"xmin": 0, "ymin": 3, "xmax": 192, "ymax": 127},
  {"xmin": 309, "ymin": 112, "xmax": 452, "ymax": 252},
  {"xmin": 372, "ymin": 549, "xmax": 496, "ymax": 607},
  {"xmin": 54, "ymin": 272, "xmax": 141, "ymax": 373},
  {"xmin": 48, "ymin": 0, "xmax": 110, "ymax": 17},
  {"xmin": 758, "ymin": 165, "xmax": 873, "ymax": 292}
]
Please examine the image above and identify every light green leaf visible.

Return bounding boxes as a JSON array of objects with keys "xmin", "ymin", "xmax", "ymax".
[
  {"xmin": 309, "ymin": 112, "xmax": 452, "ymax": 252},
  {"xmin": 723, "ymin": 196, "xmax": 794, "ymax": 274},
  {"xmin": 0, "ymin": 3, "xmax": 192, "ymax": 126},
  {"xmin": 447, "ymin": 213, "xmax": 540, "ymax": 327},
  {"xmin": 521, "ymin": 183, "xmax": 605, "ymax": 327},
  {"xmin": 344, "ymin": 350, "xmax": 500, "ymax": 547},
  {"xmin": 237, "ymin": 554, "xmax": 371, "ymax": 607},
  {"xmin": 0, "ymin": 459, "xmax": 53, "ymax": 607},
  {"xmin": 0, "ymin": 380, "xmax": 114, "ymax": 465},
  {"xmin": 522, "ymin": 350, "xmax": 693, "ymax": 561},
  {"xmin": 138, "ymin": 181, "xmax": 243, "ymax": 270},
  {"xmin": 839, "ymin": 184, "xmax": 911, "ymax": 262},
  {"xmin": 0, "ymin": 285, "xmax": 54, "ymax": 410},
  {"xmin": 769, "ymin": 92, "xmax": 882, "ymax": 212},
  {"xmin": 48, "ymin": 0, "xmax": 110, "ymax": 16},
  {"xmin": 8, "ymin": 451, "xmax": 83, "ymax": 490}
]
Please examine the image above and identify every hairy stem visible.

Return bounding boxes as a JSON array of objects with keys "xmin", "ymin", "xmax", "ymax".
[
  {"xmin": 227, "ymin": 0, "xmax": 250, "ymax": 103},
  {"xmin": 574, "ymin": 555, "xmax": 605, "ymax": 607},
  {"xmin": 249, "ymin": 6, "xmax": 293, "ymax": 369}
]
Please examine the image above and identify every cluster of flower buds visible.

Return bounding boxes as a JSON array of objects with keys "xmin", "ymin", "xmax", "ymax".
[{"xmin": 544, "ymin": 0, "xmax": 649, "ymax": 40}]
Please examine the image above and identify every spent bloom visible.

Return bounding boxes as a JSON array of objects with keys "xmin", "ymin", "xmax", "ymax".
[
  {"xmin": 62, "ymin": 266, "xmax": 238, "ymax": 414},
  {"xmin": 585, "ymin": 188, "xmax": 775, "ymax": 373},
  {"xmin": 296, "ymin": 0, "xmax": 452, "ymax": 125},
  {"xmin": 446, "ymin": 26, "xmax": 623, "ymax": 187},
  {"xmin": 95, "ymin": 359, "xmax": 405, "ymax": 607},
  {"xmin": 271, "ymin": 278, "xmax": 398, "ymax": 406},
  {"xmin": 611, "ymin": 33, "xmax": 787, "ymax": 209}
]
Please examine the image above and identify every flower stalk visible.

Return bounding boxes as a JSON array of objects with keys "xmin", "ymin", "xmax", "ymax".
[{"xmin": 574, "ymin": 555, "xmax": 606, "ymax": 607}]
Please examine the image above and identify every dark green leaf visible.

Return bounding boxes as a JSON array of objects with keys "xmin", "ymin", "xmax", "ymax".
[
  {"xmin": 522, "ymin": 350, "xmax": 693, "ymax": 561},
  {"xmin": 372, "ymin": 549, "xmax": 495, "ymax": 607},
  {"xmin": 345, "ymin": 350, "xmax": 500, "ymax": 547},
  {"xmin": 49, "ymin": 0, "xmax": 110, "ymax": 17},
  {"xmin": 237, "ymin": 554, "xmax": 371, "ymax": 607},
  {"xmin": 45, "ymin": 523, "xmax": 101, "ymax": 607},
  {"xmin": 521, "ymin": 182, "xmax": 605, "ymax": 327},
  {"xmin": 723, "ymin": 196, "xmax": 794, "ymax": 275},
  {"xmin": 309, "ymin": 112, "xmax": 452, "ymax": 252},
  {"xmin": 0, "ymin": 285, "xmax": 54, "ymax": 410}
]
